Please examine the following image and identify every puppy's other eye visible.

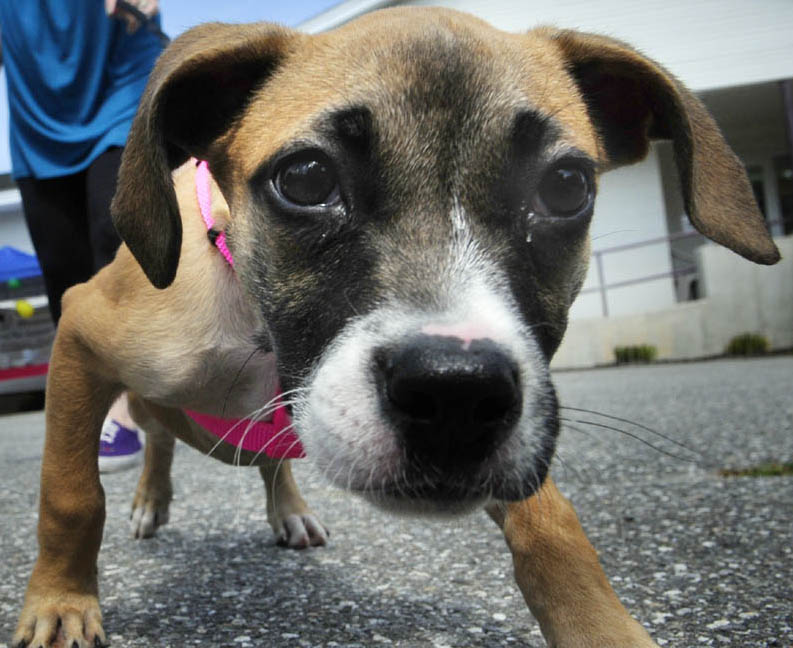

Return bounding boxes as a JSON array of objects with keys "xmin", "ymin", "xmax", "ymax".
[
  {"xmin": 537, "ymin": 166, "xmax": 591, "ymax": 216},
  {"xmin": 275, "ymin": 152, "xmax": 340, "ymax": 207}
]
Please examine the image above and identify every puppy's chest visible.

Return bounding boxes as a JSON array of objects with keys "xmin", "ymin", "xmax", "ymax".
[
  {"xmin": 132, "ymin": 268, "xmax": 278, "ymax": 419},
  {"xmin": 176, "ymin": 321, "xmax": 279, "ymax": 417}
]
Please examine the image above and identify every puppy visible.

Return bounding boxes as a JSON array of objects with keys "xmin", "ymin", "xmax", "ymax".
[{"xmin": 14, "ymin": 7, "xmax": 779, "ymax": 648}]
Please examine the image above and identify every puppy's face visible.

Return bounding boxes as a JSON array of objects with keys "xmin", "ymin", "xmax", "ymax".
[
  {"xmin": 223, "ymin": 17, "xmax": 599, "ymax": 512},
  {"xmin": 113, "ymin": 8, "xmax": 777, "ymax": 513}
]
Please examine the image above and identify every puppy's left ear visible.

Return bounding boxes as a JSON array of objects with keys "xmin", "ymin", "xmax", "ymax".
[
  {"xmin": 113, "ymin": 23, "xmax": 301, "ymax": 289},
  {"xmin": 546, "ymin": 29, "xmax": 780, "ymax": 265}
]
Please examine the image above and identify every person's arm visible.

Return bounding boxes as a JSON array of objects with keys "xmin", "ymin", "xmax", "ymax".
[{"xmin": 105, "ymin": 0, "xmax": 160, "ymax": 34}]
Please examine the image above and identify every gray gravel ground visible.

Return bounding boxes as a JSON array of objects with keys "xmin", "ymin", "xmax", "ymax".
[{"xmin": 1, "ymin": 356, "xmax": 792, "ymax": 648}]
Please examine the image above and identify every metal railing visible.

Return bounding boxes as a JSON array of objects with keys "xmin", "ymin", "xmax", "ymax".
[
  {"xmin": 581, "ymin": 221, "xmax": 782, "ymax": 317},
  {"xmin": 580, "ymin": 229, "xmax": 705, "ymax": 317}
]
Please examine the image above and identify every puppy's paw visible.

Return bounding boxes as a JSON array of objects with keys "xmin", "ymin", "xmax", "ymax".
[
  {"xmin": 14, "ymin": 591, "xmax": 106, "ymax": 648},
  {"xmin": 130, "ymin": 496, "xmax": 170, "ymax": 539},
  {"xmin": 274, "ymin": 513, "xmax": 329, "ymax": 549}
]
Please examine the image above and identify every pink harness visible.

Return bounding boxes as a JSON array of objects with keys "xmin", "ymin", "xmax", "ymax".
[{"xmin": 184, "ymin": 160, "xmax": 305, "ymax": 459}]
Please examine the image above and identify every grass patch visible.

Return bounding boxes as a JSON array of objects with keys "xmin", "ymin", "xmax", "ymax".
[
  {"xmin": 719, "ymin": 462, "xmax": 793, "ymax": 478},
  {"xmin": 614, "ymin": 344, "xmax": 657, "ymax": 365},
  {"xmin": 725, "ymin": 332, "xmax": 769, "ymax": 356}
]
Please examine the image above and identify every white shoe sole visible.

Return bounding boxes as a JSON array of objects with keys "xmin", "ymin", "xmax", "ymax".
[{"xmin": 98, "ymin": 450, "xmax": 143, "ymax": 473}]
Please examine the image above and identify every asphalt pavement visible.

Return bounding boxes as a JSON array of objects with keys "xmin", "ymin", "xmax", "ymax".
[{"xmin": 1, "ymin": 356, "xmax": 792, "ymax": 648}]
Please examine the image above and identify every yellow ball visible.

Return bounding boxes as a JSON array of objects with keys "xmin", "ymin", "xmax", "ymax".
[{"xmin": 16, "ymin": 299, "xmax": 35, "ymax": 318}]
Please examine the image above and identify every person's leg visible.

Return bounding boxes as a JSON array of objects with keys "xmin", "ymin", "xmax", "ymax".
[
  {"xmin": 85, "ymin": 146, "xmax": 124, "ymax": 270},
  {"xmin": 16, "ymin": 175, "xmax": 94, "ymax": 324},
  {"xmin": 85, "ymin": 146, "xmax": 143, "ymax": 471}
]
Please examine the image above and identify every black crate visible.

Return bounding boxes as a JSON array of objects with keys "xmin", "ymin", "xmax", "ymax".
[
  {"xmin": 0, "ymin": 297, "xmax": 55, "ymax": 369},
  {"xmin": 0, "ymin": 274, "xmax": 47, "ymax": 300}
]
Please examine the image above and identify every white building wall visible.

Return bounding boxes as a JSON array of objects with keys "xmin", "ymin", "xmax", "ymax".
[
  {"xmin": 552, "ymin": 235, "xmax": 793, "ymax": 368},
  {"xmin": 4, "ymin": 0, "xmax": 788, "ymax": 324},
  {"xmin": 404, "ymin": 0, "xmax": 793, "ymax": 91},
  {"xmin": 571, "ymin": 146, "xmax": 675, "ymax": 319},
  {"xmin": 304, "ymin": 0, "xmax": 793, "ymax": 319},
  {"xmin": 380, "ymin": 0, "xmax": 793, "ymax": 318}
]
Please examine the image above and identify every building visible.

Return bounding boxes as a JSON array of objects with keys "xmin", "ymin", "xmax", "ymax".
[
  {"xmin": 2, "ymin": 0, "xmax": 791, "ymax": 369},
  {"xmin": 302, "ymin": 0, "xmax": 793, "ymax": 366}
]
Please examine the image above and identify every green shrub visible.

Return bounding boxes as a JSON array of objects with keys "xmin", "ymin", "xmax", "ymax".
[
  {"xmin": 614, "ymin": 344, "xmax": 657, "ymax": 365},
  {"xmin": 725, "ymin": 333, "xmax": 769, "ymax": 356}
]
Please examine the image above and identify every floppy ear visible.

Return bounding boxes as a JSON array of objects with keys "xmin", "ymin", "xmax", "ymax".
[
  {"xmin": 547, "ymin": 29, "xmax": 780, "ymax": 265},
  {"xmin": 112, "ymin": 22, "xmax": 298, "ymax": 289}
]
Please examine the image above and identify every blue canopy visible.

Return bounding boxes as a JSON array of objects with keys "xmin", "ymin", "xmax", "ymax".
[{"xmin": 0, "ymin": 246, "xmax": 42, "ymax": 282}]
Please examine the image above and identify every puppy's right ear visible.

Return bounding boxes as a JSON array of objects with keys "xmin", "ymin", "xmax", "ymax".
[{"xmin": 112, "ymin": 23, "xmax": 299, "ymax": 289}]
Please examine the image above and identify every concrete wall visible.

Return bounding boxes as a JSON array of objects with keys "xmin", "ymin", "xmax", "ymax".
[{"xmin": 552, "ymin": 235, "xmax": 793, "ymax": 369}]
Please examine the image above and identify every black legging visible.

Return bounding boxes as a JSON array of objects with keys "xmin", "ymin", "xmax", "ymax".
[{"xmin": 16, "ymin": 146, "xmax": 124, "ymax": 324}]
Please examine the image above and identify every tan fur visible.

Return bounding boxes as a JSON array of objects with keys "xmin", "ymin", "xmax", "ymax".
[
  {"xmin": 488, "ymin": 481, "xmax": 657, "ymax": 647},
  {"xmin": 15, "ymin": 163, "xmax": 324, "ymax": 647},
  {"xmin": 15, "ymin": 7, "xmax": 779, "ymax": 648}
]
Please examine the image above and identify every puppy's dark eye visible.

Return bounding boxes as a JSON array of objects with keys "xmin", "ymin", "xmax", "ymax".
[
  {"xmin": 274, "ymin": 152, "xmax": 340, "ymax": 207},
  {"xmin": 537, "ymin": 166, "xmax": 591, "ymax": 216}
]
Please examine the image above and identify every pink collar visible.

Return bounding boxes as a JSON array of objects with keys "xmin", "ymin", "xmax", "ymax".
[
  {"xmin": 195, "ymin": 159, "xmax": 235, "ymax": 266},
  {"xmin": 186, "ymin": 401, "xmax": 304, "ymax": 458},
  {"xmin": 184, "ymin": 160, "xmax": 305, "ymax": 459}
]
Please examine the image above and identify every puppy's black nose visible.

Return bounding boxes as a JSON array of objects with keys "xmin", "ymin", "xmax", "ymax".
[{"xmin": 375, "ymin": 335, "xmax": 521, "ymax": 464}]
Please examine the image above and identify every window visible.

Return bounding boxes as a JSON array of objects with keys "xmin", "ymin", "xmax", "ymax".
[{"xmin": 775, "ymin": 155, "xmax": 793, "ymax": 234}]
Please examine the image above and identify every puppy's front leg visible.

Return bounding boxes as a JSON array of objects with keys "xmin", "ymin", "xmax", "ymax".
[
  {"xmin": 259, "ymin": 460, "xmax": 329, "ymax": 549},
  {"xmin": 127, "ymin": 393, "xmax": 175, "ymax": 539},
  {"xmin": 487, "ymin": 478, "xmax": 658, "ymax": 648},
  {"xmin": 14, "ymin": 324, "xmax": 116, "ymax": 648}
]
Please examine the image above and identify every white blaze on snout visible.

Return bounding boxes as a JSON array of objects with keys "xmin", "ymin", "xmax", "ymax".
[
  {"xmin": 450, "ymin": 195, "xmax": 468, "ymax": 233},
  {"xmin": 293, "ymin": 219, "xmax": 554, "ymax": 510}
]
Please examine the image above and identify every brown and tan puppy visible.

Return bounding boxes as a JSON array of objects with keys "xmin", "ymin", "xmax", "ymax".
[{"xmin": 14, "ymin": 7, "xmax": 779, "ymax": 648}]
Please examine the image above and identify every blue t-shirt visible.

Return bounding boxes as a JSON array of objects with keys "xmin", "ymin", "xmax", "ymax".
[{"xmin": 0, "ymin": 0, "xmax": 163, "ymax": 179}]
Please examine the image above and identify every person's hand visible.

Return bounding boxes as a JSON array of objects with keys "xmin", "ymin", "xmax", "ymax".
[{"xmin": 105, "ymin": 0, "xmax": 159, "ymax": 33}]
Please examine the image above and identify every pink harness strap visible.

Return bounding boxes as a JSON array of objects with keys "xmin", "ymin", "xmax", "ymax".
[{"xmin": 185, "ymin": 160, "xmax": 305, "ymax": 459}]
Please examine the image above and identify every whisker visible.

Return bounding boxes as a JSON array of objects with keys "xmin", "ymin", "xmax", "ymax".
[
  {"xmin": 365, "ymin": 460, "xmax": 378, "ymax": 494},
  {"xmin": 223, "ymin": 347, "xmax": 261, "ymax": 418},
  {"xmin": 203, "ymin": 394, "xmax": 286, "ymax": 460},
  {"xmin": 590, "ymin": 229, "xmax": 640, "ymax": 242},
  {"xmin": 239, "ymin": 395, "xmax": 306, "ymax": 520},
  {"xmin": 245, "ymin": 421, "xmax": 298, "ymax": 468},
  {"xmin": 204, "ymin": 414, "xmax": 254, "ymax": 460},
  {"xmin": 551, "ymin": 447, "xmax": 592, "ymax": 484},
  {"xmin": 560, "ymin": 420, "xmax": 598, "ymax": 441},
  {"xmin": 267, "ymin": 427, "xmax": 301, "ymax": 519},
  {"xmin": 560, "ymin": 405, "xmax": 698, "ymax": 454},
  {"xmin": 560, "ymin": 416, "xmax": 699, "ymax": 463},
  {"xmin": 203, "ymin": 389, "xmax": 303, "ymax": 465}
]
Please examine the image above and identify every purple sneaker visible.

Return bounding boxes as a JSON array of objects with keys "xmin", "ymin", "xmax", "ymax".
[{"xmin": 99, "ymin": 419, "xmax": 143, "ymax": 473}]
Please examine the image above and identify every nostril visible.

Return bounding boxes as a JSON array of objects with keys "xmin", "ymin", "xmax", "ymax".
[
  {"xmin": 389, "ymin": 385, "xmax": 437, "ymax": 422},
  {"xmin": 472, "ymin": 392, "xmax": 515, "ymax": 426}
]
